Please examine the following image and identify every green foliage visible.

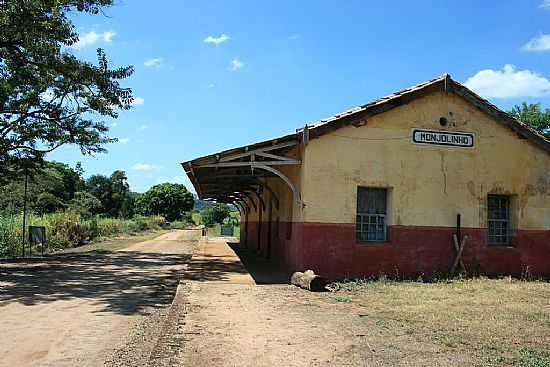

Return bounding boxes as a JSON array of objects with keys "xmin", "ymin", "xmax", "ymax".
[
  {"xmin": 0, "ymin": 0, "xmax": 134, "ymax": 176},
  {"xmin": 0, "ymin": 161, "xmax": 84, "ymax": 214},
  {"xmin": 200, "ymin": 203, "xmax": 231, "ymax": 227},
  {"xmin": 136, "ymin": 183, "xmax": 194, "ymax": 222},
  {"xmin": 517, "ymin": 347, "xmax": 550, "ymax": 367},
  {"xmin": 0, "ymin": 211, "xmax": 166, "ymax": 257},
  {"xmin": 509, "ymin": 103, "xmax": 550, "ymax": 138},
  {"xmin": 35, "ymin": 192, "xmax": 64, "ymax": 213},
  {"xmin": 68, "ymin": 191, "xmax": 102, "ymax": 217},
  {"xmin": 85, "ymin": 170, "xmax": 132, "ymax": 217}
]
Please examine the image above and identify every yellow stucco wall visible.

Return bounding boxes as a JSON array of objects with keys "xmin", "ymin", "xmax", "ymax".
[{"xmin": 301, "ymin": 91, "xmax": 550, "ymax": 230}]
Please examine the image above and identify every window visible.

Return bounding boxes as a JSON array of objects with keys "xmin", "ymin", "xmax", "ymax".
[
  {"xmin": 487, "ymin": 195, "xmax": 511, "ymax": 245},
  {"xmin": 356, "ymin": 187, "xmax": 387, "ymax": 242}
]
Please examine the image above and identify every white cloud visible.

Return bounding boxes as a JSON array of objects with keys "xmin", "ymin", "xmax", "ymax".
[
  {"xmin": 231, "ymin": 57, "xmax": 244, "ymax": 71},
  {"xmin": 541, "ymin": 0, "xmax": 550, "ymax": 8},
  {"xmin": 139, "ymin": 124, "xmax": 148, "ymax": 130},
  {"xmin": 103, "ymin": 30, "xmax": 116, "ymax": 42},
  {"xmin": 144, "ymin": 58, "xmax": 164, "ymax": 67},
  {"xmin": 131, "ymin": 97, "xmax": 145, "ymax": 106},
  {"xmin": 132, "ymin": 163, "xmax": 156, "ymax": 171},
  {"xmin": 110, "ymin": 122, "xmax": 118, "ymax": 128},
  {"xmin": 72, "ymin": 30, "xmax": 116, "ymax": 49},
  {"xmin": 464, "ymin": 64, "xmax": 550, "ymax": 98},
  {"xmin": 118, "ymin": 137, "xmax": 130, "ymax": 144},
  {"xmin": 208, "ymin": 83, "xmax": 215, "ymax": 89},
  {"xmin": 289, "ymin": 34, "xmax": 300, "ymax": 40},
  {"xmin": 203, "ymin": 34, "xmax": 230, "ymax": 45},
  {"xmin": 522, "ymin": 34, "xmax": 550, "ymax": 52}
]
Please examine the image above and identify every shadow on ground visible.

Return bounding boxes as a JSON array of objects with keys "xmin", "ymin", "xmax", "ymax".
[
  {"xmin": 227, "ymin": 241, "xmax": 290, "ymax": 285},
  {"xmin": 0, "ymin": 250, "xmax": 192, "ymax": 315},
  {"xmin": 182, "ymin": 252, "xmax": 251, "ymax": 282}
]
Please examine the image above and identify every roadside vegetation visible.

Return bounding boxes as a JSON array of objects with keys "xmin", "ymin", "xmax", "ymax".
[
  {"xmin": 0, "ymin": 158, "xmax": 239, "ymax": 257},
  {"xmin": 198, "ymin": 204, "xmax": 240, "ymax": 237},
  {"xmin": 0, "ymin": 212, "xmax": 167, "ymax": 257},
  {"xmin": 0, "ymin": 159, "xmax": 199, "ymax": 257}
]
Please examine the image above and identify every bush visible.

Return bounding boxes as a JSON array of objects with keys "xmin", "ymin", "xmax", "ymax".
[{"xmin": 0, "ymin": 211, "xmax": 168, "ymax": 256}]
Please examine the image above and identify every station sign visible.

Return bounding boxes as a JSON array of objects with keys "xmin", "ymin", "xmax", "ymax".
[{"xmin": 411, "ymin": 128, "xmax": 474, "ymax": 148}]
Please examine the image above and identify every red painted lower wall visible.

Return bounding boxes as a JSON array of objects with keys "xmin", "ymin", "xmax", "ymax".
[{"xmin": 241, "ymin": 220, "xmax": 550, "ymax": 280}]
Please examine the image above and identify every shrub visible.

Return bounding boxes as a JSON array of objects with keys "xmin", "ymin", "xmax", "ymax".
[{"xmin": 0, "ymin": 211, "xmax": 168, "ymax": 257}]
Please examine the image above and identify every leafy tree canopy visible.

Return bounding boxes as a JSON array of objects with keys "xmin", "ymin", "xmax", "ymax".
[
  {"xmin": 509, "ymin": 102, "xmax": 550, "ymax": 138},
  {"xmin": 0, "ymin": 160, "xmax": 85, "ymax": 214},
  {"xmin": 136, "ymin": 183, "xmax": 194, "ymax": 222},
  {"xmin": 85, "ymin": 171, "xmax": 132, "ymax": 217},
  {"xmin": 200, "ymin": 203, "xmax": 231, "ymax": 227},
  {"xmin": 0, "ymin": 0, "xmax": 134, "ymax": 176}
]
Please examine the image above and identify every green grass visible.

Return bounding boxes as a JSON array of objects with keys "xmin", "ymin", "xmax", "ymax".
[
  {"xmin": 517, "ymin": 347, "xmax": 550, "ymax": 367},
  {"xmin": 205, "ymin": 223, "xmax": 240, "ymax": 238},
  {"xmin": 334, "ymin": 295, "xmax": 353, "ymax": 303},
  {"xmin": 525, "ymin": 309, "xmax": 550, "ymax": 325}
]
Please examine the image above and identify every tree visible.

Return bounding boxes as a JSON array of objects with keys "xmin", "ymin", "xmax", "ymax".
[
  {"xmin": 68, "ymin": 191, "xmax": 102, "ymax": 217},
  {"xmin": 137, "ymin": 183, "xmax": 194, "ymax": 222},
  {"xmin": 86, "ymin": 174, "xmax": 113, "ymax": 215},
  {"xmin": 200, "ymin": 203, "xmax": 231, "ymax": 227},
  {"xmin": 509, "ymin": 103, "xmax": 550, "ymax": 138},
  {"xmin": 0, "ymin": 0, "xmax": 134, "ymax": 177},
  {"xmin": 0, "ymin": 160, "xmax": 83, "ymax": 214},
  {"xmin": 109, "ymin": 170, "xmax": 130, "ymax": 217}
]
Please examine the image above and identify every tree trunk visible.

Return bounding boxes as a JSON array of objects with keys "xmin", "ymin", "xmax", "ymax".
[{"xmin": 290, "ymin": 270, "xmax": 327, "ymax": 292}]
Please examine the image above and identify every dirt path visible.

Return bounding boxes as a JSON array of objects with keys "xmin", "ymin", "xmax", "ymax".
[
  {"xmin": 0, "ymin": 230, "xmax": 199, "ymax": 367},
  {"xmin": 176, "ymin": 237, "xmax": 372, "ymax": 367}
]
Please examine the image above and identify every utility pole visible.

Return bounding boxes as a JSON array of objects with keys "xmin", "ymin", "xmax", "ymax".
[{"xmin": 21, "ymin": 168, "xmax": 28, "ymax": 257}]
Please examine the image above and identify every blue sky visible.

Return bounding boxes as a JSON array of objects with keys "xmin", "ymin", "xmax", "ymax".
[{"xmin": 49, "ymin": 0, "xmax": 550, "ymax": 193}]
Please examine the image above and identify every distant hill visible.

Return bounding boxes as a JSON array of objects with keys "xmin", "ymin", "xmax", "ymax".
[
  {"xmin": 192, "ymin": 194, "xmax": 238, "ymax": 212},
  {"xmin": 193, "ymin": 194, "xmax": 213, "ymax": 210}
]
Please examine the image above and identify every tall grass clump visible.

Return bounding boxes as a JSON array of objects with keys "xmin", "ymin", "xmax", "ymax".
[{"xmin": 0, "ymin": 215, "xmax": 21, "ymax": 257}]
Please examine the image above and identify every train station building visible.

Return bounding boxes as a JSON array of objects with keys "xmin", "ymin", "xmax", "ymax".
[{"xmin": 182, "ymin": 74, "xmax": 550, "ymax": 280}]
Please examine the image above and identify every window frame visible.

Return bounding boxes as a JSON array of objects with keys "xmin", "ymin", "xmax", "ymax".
[
  {"xmin": 356, "ymin": 187, "xmax": 389, "ymax": 243},
  {"xmin": 487, "ymin": 194, "xmax": 512, "ymax": 246}
]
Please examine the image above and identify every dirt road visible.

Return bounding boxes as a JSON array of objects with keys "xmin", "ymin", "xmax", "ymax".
[
  {"xmin": 0, "ymin": 230, "xmax": 198, "ymax": 367},
  {"xmin": 176, "ymin": 237, "xmax": 372, "ymax": 367}
]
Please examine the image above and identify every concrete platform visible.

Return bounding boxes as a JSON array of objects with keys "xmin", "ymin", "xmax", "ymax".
[{"xmin": 183, "ymin": 237, "xmax": 255, "ymax": 284}]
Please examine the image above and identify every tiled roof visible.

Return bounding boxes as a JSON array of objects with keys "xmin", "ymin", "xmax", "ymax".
[{"xmin": 184, "ymin": 73, "xmax": 550, "ymax": 168}]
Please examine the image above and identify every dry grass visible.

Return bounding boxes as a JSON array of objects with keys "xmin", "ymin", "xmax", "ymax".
[{"xmin": 331, "ymin": 277, "xmax": 550, "ymax": 366}]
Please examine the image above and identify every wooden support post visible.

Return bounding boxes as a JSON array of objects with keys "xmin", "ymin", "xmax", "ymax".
[
  {"xmin": 257, "ymin": 199, "xmax": 262, "ymax": 252},
  {"xmin": 267, "ymin": 193, "xmax": 273, "ymax": 259},
  {"xmin": 244, "ymin": 210, "xmax": 248, "ymax": 248},
  {"xmin": 451, "ymin": 234, "xmax": 468, "ymax": 275}
]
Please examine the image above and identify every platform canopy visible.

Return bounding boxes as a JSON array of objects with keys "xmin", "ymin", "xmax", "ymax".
[{"xmin": 181, "ymin": 131, "xmax": 305, "ymax": 215}]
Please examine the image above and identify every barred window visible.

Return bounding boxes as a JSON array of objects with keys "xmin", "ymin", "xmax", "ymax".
[
  {"xmin": 487, "ymin": 195, "xmax": 511, "ymax": 245},
  {"xmin": 356, "ymin": 187, "xmax": 387, "ymax": 242}
]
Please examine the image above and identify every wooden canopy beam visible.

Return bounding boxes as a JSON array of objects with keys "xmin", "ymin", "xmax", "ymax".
[
  {"xmin": 198, "ymin": 160, "xmax": 301, "ymax": 168},
  {"xmin": 258, "ymin": 178, "xmax": 279, "ymax": 210},
  {"xmin": 218, "ymin": 140, "xmax": 299, "ymax": 162},
  {"xmin": 255, "ymin": 165, "xmax": 301, "ymax": 202}
]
